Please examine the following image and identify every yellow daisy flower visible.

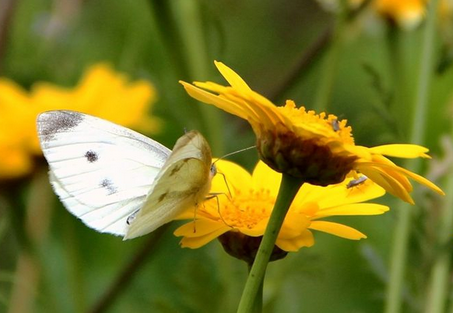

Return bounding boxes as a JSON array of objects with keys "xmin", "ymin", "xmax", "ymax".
[
  {"xmin": 0, "ymin": 79, "xmax": 36, "ymax": 178},
  {"xmin": 31, "ymin": 63, "xmax": 160, "ymax": 136},
  {"xmin": 174, "ymin": 160, "xmax": 389, "ymax": 257},
  {"xmin": 374, "ymin": 0, "xmax": 452, "ymax": 29},
  {"xmin": 374, "ymin": 0, "xmax": 427, "ymax": 29},
  {"xmin": 180, "ymin": 61, "xmax": 444, "ymax": 203},
  {"xmin": 0, "ymin": 63, "xmax": 160, "ymax": 180}
]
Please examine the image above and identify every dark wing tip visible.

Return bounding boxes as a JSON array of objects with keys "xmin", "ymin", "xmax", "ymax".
[{"xmin": 37, "ymin": 110, "xmax": 84, "ymax": 142}]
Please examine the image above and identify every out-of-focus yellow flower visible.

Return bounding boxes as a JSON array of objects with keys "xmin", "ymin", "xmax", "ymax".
[
  {"xmin": 0, "ymin": 63, "xmax": 160, "ymax": 180},
  {"xmin": 374, "ymin": 0, "xmax": 427, "ymax": 29},
  {"xmin": 32, "ymin": 63, "xmax": 160, "ymax": 136},
  {"xmin": 174, "ymin": 160, "xmax": 389, "ymax": 254},
  {"xmin": 372, "ymin": 0, "xmax": 452, "ymax": 29},
  {"xmin": 180, "ymin": 61, "xmax": 444, "ymax": 203},
  {"xmin": 0, "ymin": 80, "xmax": 36, "ymax": 178},
  {"xmin": 318, "ymin": 0, "xmax": 452, "ymax": 30}
]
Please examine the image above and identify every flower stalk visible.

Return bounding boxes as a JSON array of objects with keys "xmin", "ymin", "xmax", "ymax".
[
  {"xmin": 424, "ymin": 169, "xmax": 453, "ymax": 313},
  {"xmin": 237, "ymin": 174, "xmax": 303, "ymax": 313},
  {"xmin": 385, "ymin": 0, "xmax": 440, "ymax": 312},
  {"xmin": 174, "ymin": 0, "xmax": 224, "ymax": 153},
  {"xmin": 313, "ymin": 0, "xmax": 348, "ymax": 112}
]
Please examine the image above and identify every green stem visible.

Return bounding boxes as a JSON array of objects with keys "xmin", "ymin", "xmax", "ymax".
[
  {"xmin": 89, "ymin": 225, "xmax": 169, "ymax": 313},
  {"xmin": 147, "ymin": 0, "xmax": 202, "ymax": 131},
  {"xmin": 247, "ymin": 263, "xmax": 263, "ymax": 313},
  {"xmin": 384, "ymin": 1, "xmax": 440, "ymax": 312},
  {"xmin": 424, "ymin": 170, "xmax": 453, "ymax": 313},
  {"xmin": 313, "ymin": 0, "xmax": 347, "ymax": 112},
  {"xmin": 237, "ymin": 174, "xmax": 303, "ymax": 313},
  {"xmin": 174, "ymin": 0, "xmax": 224, "ymax": 154},
  {"xmin": 386, "ymin": 25, "xmax": 409, "ymax": 139}
]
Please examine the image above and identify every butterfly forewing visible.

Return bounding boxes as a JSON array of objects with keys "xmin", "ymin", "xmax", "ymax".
[{"xmin": 37, "ymin": 110, "xmax": 171, "ymax": 235}]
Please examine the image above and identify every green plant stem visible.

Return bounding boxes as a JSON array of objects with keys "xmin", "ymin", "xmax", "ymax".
[
  {"xmin": 147, "ymin": 0, "xmax": 190, "ymax": 80},
  {"xmin": 313, "ymin": 0, "xmax": 347, "ymax": 112},
  {"xmin": 424, "ymin": 171, "xmax": 453, "ymax": 313},
  {"xmin": 237, "ymin": 174, "xmax": 303, "ymax": 313},
  {"xmin": 147, "ymin": 0, "xmax": 202, "ymax": 131},
  {"xmin": 268, "ymin": 0, "xmax": 372, "ymax": 104},
  {"xmin": 174, "ymin": 0, "xmax": 224, "ymax": 154},
  {"xmin": 247, "ymin": 263, "xmax": 263, "ymax": 313},
  {"xmin": 89, "ymin": 224, "xmax": 169, "ymax": 313},
  {"xmin": 386, "ymin": 25, "xmax": 410, "ymax": 138},
  {"xmin": 384, "ymin": 1, "xmax": 440, "ymax": 313}
]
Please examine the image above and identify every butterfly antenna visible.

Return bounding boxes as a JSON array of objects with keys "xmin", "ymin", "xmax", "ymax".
[{"xmin": 212, "ymin": 145, "xmax": 256, "ymax": 166}]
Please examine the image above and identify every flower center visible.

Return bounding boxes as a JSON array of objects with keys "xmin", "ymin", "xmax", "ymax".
[
  {"xmin": 278, "ymin": 100, "xmax": 355, "ymax": 145},
  {"xmin": 220, "ymin": 188, "xmax": 275, "ymax": 229}
]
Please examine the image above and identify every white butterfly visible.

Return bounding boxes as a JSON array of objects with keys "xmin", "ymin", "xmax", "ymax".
[{"xmin": 37, "ymin": 110, "xmax": 215, "ymax": 240}]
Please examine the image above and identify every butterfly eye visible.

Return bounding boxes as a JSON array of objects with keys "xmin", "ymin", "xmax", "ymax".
[{"xmin": 210, "ymin": 164, "xmax": 217, "ymax": 177}]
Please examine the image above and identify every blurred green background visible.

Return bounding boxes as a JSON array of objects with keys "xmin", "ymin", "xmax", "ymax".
[{"xmin": 1, "ymin": 0, "xmax": 453, "ymax": 312}]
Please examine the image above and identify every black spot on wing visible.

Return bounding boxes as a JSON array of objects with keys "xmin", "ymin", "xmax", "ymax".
[
  {"xmin": 85, "ymin": 150, "xmax": 98, "ymax": 162},
  {"xmin": 100, "ymin": 178, "xmax": 117, "ymax": 195},
  {"xmin": 38, "ymin": 111, "xmax": 83, "ymax": 141}
]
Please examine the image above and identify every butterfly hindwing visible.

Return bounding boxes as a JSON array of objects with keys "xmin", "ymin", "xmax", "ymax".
[
  {"xmin": 124, "ymin": 131, "xmax": 213, "ymax": 239},
  {"xmin": 37, "ymin": 110, "xmax": 171, "ymax": 235}
]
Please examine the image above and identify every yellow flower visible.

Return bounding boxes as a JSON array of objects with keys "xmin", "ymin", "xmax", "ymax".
[
  {"xmin": 180, "ymin": 61, "xmax": 444, "ymax": 203},
  {"xmin": 0, "ymin": 63, "xmax": 160, "ymax": 180},
  {"xmin": 0, "ymin": 79, "xmax": 36, "ymax": 178},
  {"xmin": 174, "ymin": 160, "xmax": 389, "ymax": 254},
  {"xmin": 374, "ymin": 0, "xmax": 426, "ymax": 29},
  {"xmin": 32, "ymin": 63, "xmax": 160, "ymax": 136},
  {"xmin": 374, "ymin": 0, "xmax": 452, "ymax": 29}
]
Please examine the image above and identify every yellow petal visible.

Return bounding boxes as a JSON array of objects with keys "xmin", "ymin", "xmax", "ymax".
[
  {"xmin": 357, "ymin": 164, "xmax": 415, "ymax": 204},
  {"xmin": 309, "ymin": 221, "xmax": 367, "ymax": 240},
  {"xmin": 313, "ymin": 203, "xmax": 389, "ymax": 219},
  {"xmin": 214, "ymin": 61, "xmax": 253, "ymax": 93},
  {"xmin": 276, "ymin": 230, "xmax": 314, "ymax": 252},
  {"xmin": 180, "ymin": 81, "xmax": 253, "ymax": 120},
  {"xmin": 212, "ymin": 159, "xmax": 253, "ymax": 195},
  {"xmin": 174, "ymin": 219, "xmax": 225, "ymax": 238},
  {"xmin": 280, "ymin": 210, "xmax": 311, "ymax": 238},
  {"xmin": 179, "ymin": 227, "xmax": 230, "ymax": 249},
  {"xmin": 361, "ymin": 162, "xmax": 445, "ymax": 196},
  {"xmin": 239, "ymin": 219, "xmax": 269, "ymax": 237},
  {"xmin": 252, "ymin": 161, "xmax": 282, "ymax": 198},
  {"xmin": 369, "ymin": 144, "xmax": 430, "ymax": 159},
  {"xmin": 293, "ymin": 179, "xmax": 385, "ymax": 210}
]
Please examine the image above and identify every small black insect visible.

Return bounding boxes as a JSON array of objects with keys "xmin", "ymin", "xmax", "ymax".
[
  {"xmin": 346, "ymin": 175, "xmax": 368, "ymax": 189},
  {"xmin": 331, "ymin": 119, "xmax": 340, "ymax": 132}
]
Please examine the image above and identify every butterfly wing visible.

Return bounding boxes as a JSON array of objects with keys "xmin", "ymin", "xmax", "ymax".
[
  {"xmin": 37, "ymin": 110, "xmax": 171, "ymax": 236},
  {"xmin": 124, "ymin": 131, "xmax": 213, "ymax": 239}
]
